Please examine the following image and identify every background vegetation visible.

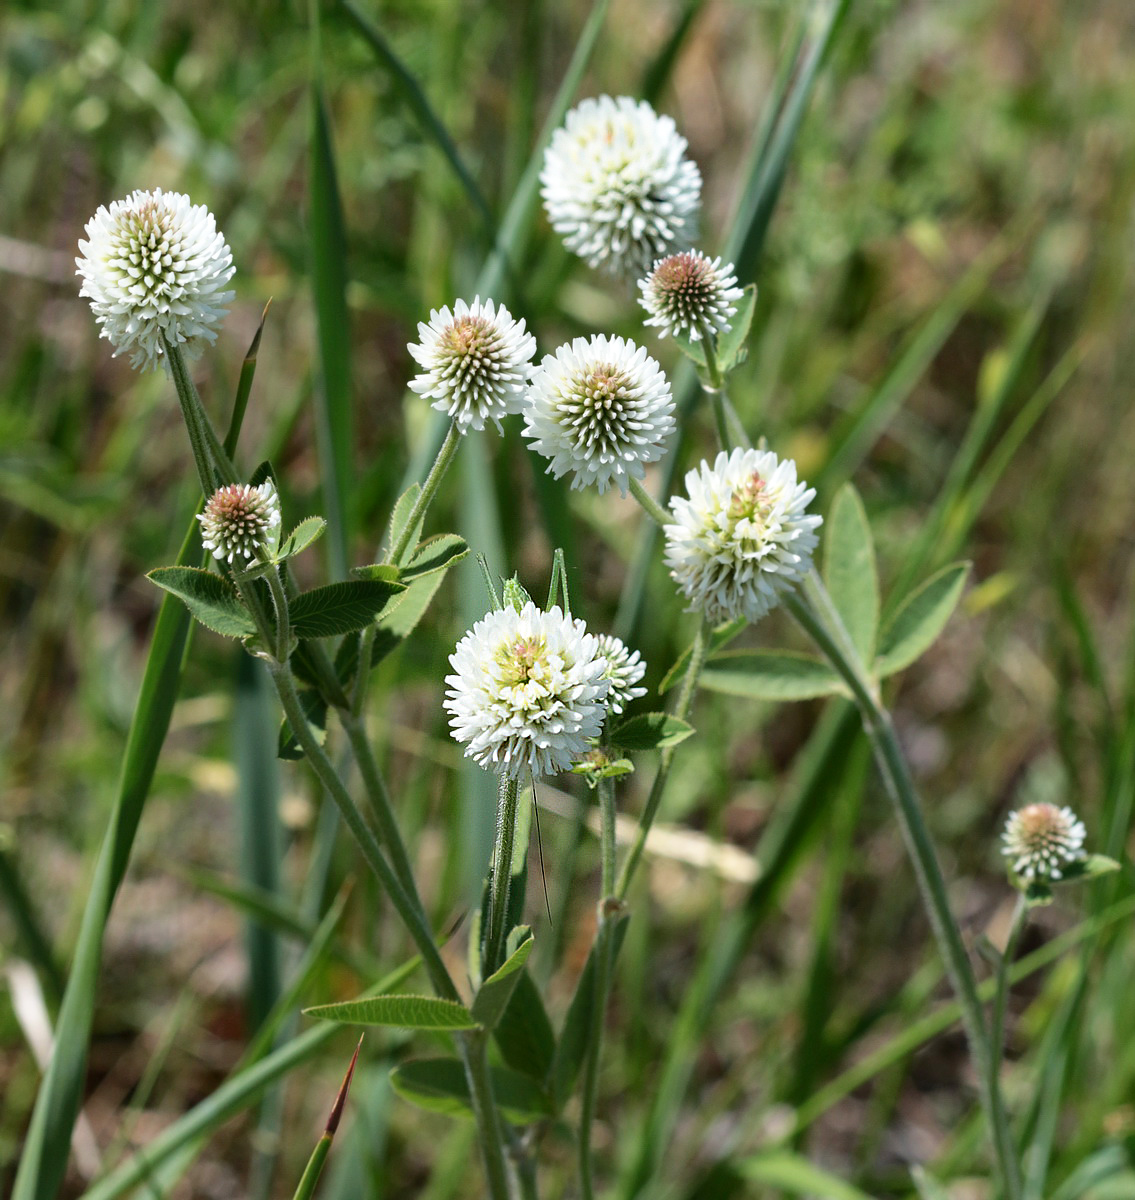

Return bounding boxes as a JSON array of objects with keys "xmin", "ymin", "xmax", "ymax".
[{"xmin": 2, "ymin": 0, "xmax": 1134, "ymax": 1196}]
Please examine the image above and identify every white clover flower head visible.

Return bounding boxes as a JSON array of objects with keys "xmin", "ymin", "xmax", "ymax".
[
  {"xmin": 523, "ymin": 335, "xmax": 675, "ymax": 496},
  {"xmin": 198, "ymin": 481, "xmax": 281, "ymax": 565},
  {"xmin": 1001, "ymin": 803, "xmax": 1086, "ymax": 882},
  {"xmin": 593, "ymin": 634, "xmax": 647, "ymax": 717},
  {"xmin": 639, "ymin": 250, "xmax": 744, "ymax": 341},
  {"xmin": 76, "ymin": 188, "xmax": 235, "ymax": 373},
  {"xmin": 664, "ymin": 448, "xmax": 822, "ymax": 625},
  {"xmin": 540, "ymin": 94, "xmax": 702, "ymax": 278},
  {"xmin": 407, "ymin": 296, "xmax": 537, "ymax": 433},
  {"xmin": 444, "ymin": 602, "xmax": 611, "ymax": 779}
]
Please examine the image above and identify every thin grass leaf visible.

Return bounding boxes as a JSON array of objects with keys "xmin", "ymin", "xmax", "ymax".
[
  {"xmin": 13, "ymin": 329, "xmax": 259, "ymax": 1200},
  {"xmin": 290, "ymin": 1039, "xmax": 362, "ymax": 1200},
  {"xmin": 737, "ymin": 1152, "xmax": 875, "ymax": 1200},
  {"xmin": 641, "ymin": 0, "xmax": 705, "ymax": 106},
  {"xmin": 338, "ymin": 0, "xmax": 494, "ymax": 240},
  {"xmin": 309, "ymin": 19, "xmax": 353, "ymax": 579},
  {"xmin": 235, "ymin": 654, "xmax": 283, "ymax": 1032}
]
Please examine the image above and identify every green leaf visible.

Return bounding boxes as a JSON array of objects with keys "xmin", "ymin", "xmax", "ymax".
[
  {"xmin": 402, "ymin": 533, "xmax": 469, "ymax": 580},
  {"xmin": 248, "ymin": 460, "xmax": 279, "ymax": 490},
  {"xmin": 1052, "ymin": 854, "xmax": 1122, "ymax": 884},
  {"xmin": 390, "ymin": 1058, "xmax": 552, "ymax": 1125},
  {"xmin": 716, "ymin": 283, "xmax": 757, "ymax": 374},
  {"xmin": 387, "ymin": 483, "xmax": 423, "ymax": 566},
  {"xmin": 351, "ymin": 562, "xmax": 402, "ymax": 584},
  {"xmin": 493, "ymin": 971, "xmax": 555, "ymax": 1083},
  {"xmin": 148, "ymin": 567, "xmax": 255, "ymax": 639},
  {"xmin": 738, "ymin": 1151, "xmax": 875, "ymax": 1200},
  {"xmin": 552, "ymin": 915, "xmax": 629, "ymax": 1110},
  {"xmin": 304, "ymin": 994, "xmax": 478, "ymax": 1031},
  {"xmin": 876, "ymin": 563, "xmax": 970, "ymax": 677},
  {"xmin": 471, "ymin": 928, "xmax": 534, "ymax": 1030},
  {"xmin": 671, "ymin": 326, "xmax": 707, "ymax": 370},
  {"xmin": 290, "ymin": 580, "xmax": 405, "ymax": 638},
  {"xmin": 606, "ymin": 713, "xmax": 695, "ymax": 751},
  {"xmin": 279, "ymin": 517, "xmax": 327, "ymax": 561},
  {"xmin": 822, "ymin": 484, "xmax": 879, "ymax": 662},
  {"xmin": 309, "ymin": 76, "xmax": 353, "ymax": 579},
  {"xmin": 277, "ymin": 689, "xmax": 327, "ymax": 761},
  {"xmin": 700, "ymin": 651, "xmax": 845, "ymax": 701}
]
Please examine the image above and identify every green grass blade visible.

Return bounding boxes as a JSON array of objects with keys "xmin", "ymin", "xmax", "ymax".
[
  {"xmin": 337, "ymin": 0, "xmax": 494, "ymax": 239},
  {"xmin": 641, "ymin": 0, "xmax": 705, "ymax": 106},
  {"xmin": 234, "ymin": 654, "xmax": 284, "ymax": 1033},
  {"xmin": 290, "ymin": 1038, "xmax": 362, "ymax": 1200},
  {"xmin": 226, "ymin": 301, "xmax": 270, "ymax": 462},
  {"xmin": 726, "ymin": 0, "xmax": 854, "ymax": 279},
  {"xmin": 12, "ymin": 314, "xmax": 260, "ymax": 1200},
  {"xmin": 309, "ymin": 30, "xmax": 354, "ymax": 579}
]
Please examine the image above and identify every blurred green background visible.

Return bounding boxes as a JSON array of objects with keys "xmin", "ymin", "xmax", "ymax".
[{"xmin": 3, "ymin": 0, "xmax": 1135, "ymax": 1196}]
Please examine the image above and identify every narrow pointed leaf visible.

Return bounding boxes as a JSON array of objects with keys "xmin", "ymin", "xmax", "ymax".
[
  {"xmin": 606, "ymin": 713, "xmax": 694, "ymax": 751},
  {"xmin": 876, "ymin": 563, "xmax": 970, "ymax": 677},
  {"xmin": 390, "ymin": 1057, "xmax": 552, "ymax": 1125},
  {"xmin": 822, "ymin": 484, "xmax": 879, "ymax": 662},
  {"xmin": 493, "ymin": 971, "xmax": 555, "ymax": 1083},
  {"xmin": 280, "ymin": 517, "xmax": 327, "ymax": 561},
  {"xmin": 148, "ymin": 567, "xmax": 255, "ymax": 639},
  {"xmin": 289, "ymin": 579, "xmax": 405, "ymax": 639},
  {"xmin": 304, "ymin": 994, "xmax": 478, "ymax": 1031},
  {"xmin": 402, "ymin": 533, "xmax": 469, "ymax": 580},
  {"xmin": 290, "ymin": 1039, "xmax": 361, "ymax": 1200},
  {"xmin": 716, "ymin": 283, "xmax": 757, "ymax": 374},
  {"xmin": 471, "ymin": 928, "xmax": 534, "ymax": 1030},
  {"xmin": 387, "ymin": 483, "xmax": 423, "ymax": 565},
  {"xmin": 700, "ymin": 651, "xmax": 845, "ymax": 701}
]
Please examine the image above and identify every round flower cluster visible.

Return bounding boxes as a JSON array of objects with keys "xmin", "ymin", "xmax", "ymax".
[
  {"xmin": 1001, "ymin": 803, "xmax": 1086, "ymax": 882},
  {"xmin": 540, "ymin": 95, "xmax": 702, "ymax": 278},
  {"xmin": 198, "ymin": 481, "xmax": 281, "ymax": 565},
  {"xmin": 407, "ymin": 296, "xmax": 537, "ymax": 433},
  {"xmin": 77, "ymin": 188, "xmax": 235, "ymax": 372},
  {"xmin": 523, "ymin": 335, "xmax": 675, "ymax": 495},
  {"xmin": 664, "ymin": 448, "xmax": 821, "ymax": 625},
  {"xmin": 444, "ymin": 602, "xmax": 611, "ymax": 779},
  {"xmin": 593, "ymin": 634, "xmax": 647, "ymax": 716},
  {"xmin": 639, "ymin": 251, "xmax": 744, "ymax": 342}
]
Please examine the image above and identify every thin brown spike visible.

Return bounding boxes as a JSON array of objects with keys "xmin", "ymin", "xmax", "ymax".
[{"xmin": 325, "ymin": 1035, "xmax": 364, "ymax": 1136}]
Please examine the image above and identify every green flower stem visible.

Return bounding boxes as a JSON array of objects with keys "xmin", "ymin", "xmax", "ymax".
[
  {"xmin": 782, "ymin": 589, "xmax": 1022, "ymax": 1200},
  {"xmin": 391, "ymin": 418, "xmax": 463, "ymax": 566},
  {"xmin": 264, "ymin": 566, "xmax": 293, "ymax": 663},
  {"xmin": 628, "ymin": 475, "xmax": 672, "ymax": 528},
  {"xmin": 338, "ymin": 709, "xmax": 422, "ymax": 908},
  {"xmin": 351, "ymin": 419, "xmax": 463, "ymax": 719},
  {"xmin": 460, "ymin": 1031, "xmax": 513, "ymax": 1200},
  {"xmin": 698, "ymin": 325, "xmax": 749, "ymax": 451},
  {"xmin": 578, "ymin": 776, "xmax": 620, "ymax": 1200},
  {"xmin": 165, "ymin": 338, "xmax": 239, "ymax": 489},
  {"xmin": 616, "ymin": 620, "xmax": 710, "ymax": 900},
  {"xmin": 991, "ymin": 894, "xmax": 1029, "ymax": 1083},
  {"xmin": 485, "ymin": 774, "xmax": 521, "ymax": 975},
  {"xmin": 264, "ymin": 657, "xmax": 459, "ymax": 1002}
]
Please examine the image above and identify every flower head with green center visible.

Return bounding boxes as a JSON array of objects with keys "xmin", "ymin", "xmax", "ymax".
[
  {"xmin": 198, "ymin": 481, "xmax": 281, "ymax": 565},
  {"xmin": 664, "ymin": 448, "xmax": 821, "ymax": 625},
  {"xmin": 408, "ymin": 296, "xmax": 536, "ymax": 433},
  {"xmin": 1001, "ymin": 803, "xmax": 1086, "ymax": 882},
  {"xmin": 444, "ymin": 602, "xmax": 610, "ymax": 779},
  {"xmin": 639, "ymin": 250, "xmax": 744, "ymax": 341},
  {"xmin": 593, "ymin": 634, "xmax": 647, "ymax": 717},
  {"xmin": 77, "ymin": 188, "xmax": 235, "ymax": 372},
  {"xmin": 522, "ymin": 335, "xmax": 675, "ymax": 495},
  {"xmin": 540, "ymin": 95, "xmax": 702, "ymax": 278}
]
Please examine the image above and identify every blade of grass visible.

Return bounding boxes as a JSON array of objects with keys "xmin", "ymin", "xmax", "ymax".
[
  {"xmin": 290, "ymin": 1038, "xmax": 363, "ymax": 1200},
  {"xmin": 309, "ymin": 0, "xmax": 354, "ymax": 579},
  {"xmin": 12, "ymin": 322, "xmax": 262, "ymax": 1200},
  {"xmin": 337, "ymin": 0, "xmax": 495, "ymax": 240},
  {"xmin": 0, "ymin": 845, "xmax": 64, "ymax": 1007}
]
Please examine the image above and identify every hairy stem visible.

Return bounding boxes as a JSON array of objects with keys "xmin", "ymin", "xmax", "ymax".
[
  {"xmin": 628, "ymin": 475, "xmax": 672, "ymax": 528},
  {"xmin": 485, "ymin": 775, "xmax": 521, "ymax": 975},
  {"xmin": 460, "ymin": 1031, "xmax": 513, "ymax": 1200},
  {"xmin": 784, "ymin": 588, "xmax": 1022, "ymax": 1200}
]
